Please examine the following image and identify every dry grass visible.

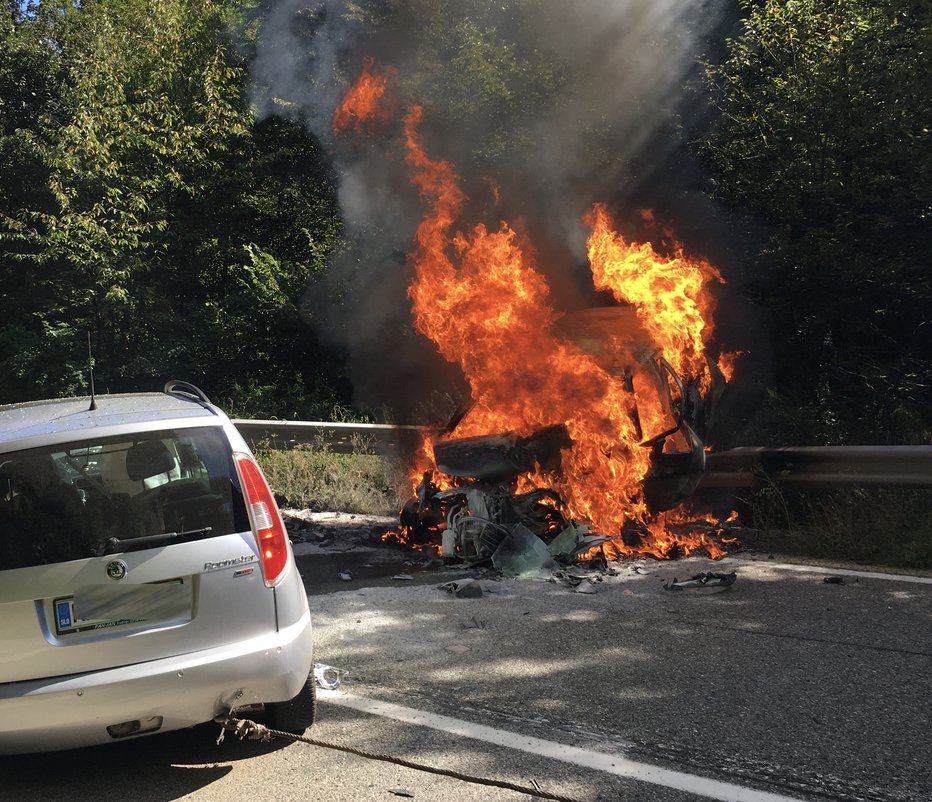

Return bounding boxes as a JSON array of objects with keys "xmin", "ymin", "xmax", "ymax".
[
  {"xmin": 254, "ymin": 443, "xmax": 411, "ymax": 515},
  {"xmin": 737, "ymin": 484, "xmax": 932, "ymax": 570}
]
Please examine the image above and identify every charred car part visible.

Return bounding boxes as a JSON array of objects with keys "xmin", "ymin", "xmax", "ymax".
[
  {"xmin": 394, "ymin": 425, "xmax": 571, "ymax": 566},
  {"xmin": 400, "ymin": 471, "xmax": 569, "ymax": 566},
  {"xmin": 664, "ymin": 571, "xmax": 737, "ymax": 590},
  {"xmin": 433, "ymin": 425, "xmax": 572, "ymax": 482},
  {"xmin": 639, "ymin": 355, "xmax": 707, "ymax": 514},
  {"xmin": 398, "ymin": 305, "xmax": 723, "ymax": 564},
  {"xmin": 554, "ymin": 306, "xmax": 720, "ymax": 514}
]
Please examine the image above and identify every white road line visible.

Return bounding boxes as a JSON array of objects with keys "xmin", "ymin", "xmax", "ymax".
[
  {"xmin": 321, "ymin": 691, "xmax": 805, "ymax": 802},
  {"xmin": 726, "ymin": 558, "xmax": 932, "ymax": 585}
]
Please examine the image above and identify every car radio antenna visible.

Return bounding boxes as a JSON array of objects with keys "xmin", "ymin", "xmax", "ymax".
[{"xmin": 87, "ymin": 331, "xmax": 97, "ymax": 411}]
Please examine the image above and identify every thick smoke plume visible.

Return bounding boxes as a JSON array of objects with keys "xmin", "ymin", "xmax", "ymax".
[{"xmin": 251, "ymin": 0, "xmax": 737, "ymax": 421}]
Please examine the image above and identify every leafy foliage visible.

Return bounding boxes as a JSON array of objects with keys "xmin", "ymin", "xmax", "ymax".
[
  {"xmin": 704, "ymin": 0, "xmax": 931, "ymax": 442},
  {"xmin": 0, "ymin": 0, "xmax": 344, "ymax": 410}
]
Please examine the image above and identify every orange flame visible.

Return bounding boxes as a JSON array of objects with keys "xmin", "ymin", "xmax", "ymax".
[
  {"xmin": 717, "ymin": 350, "xmax": 746, "ymax": 383},
  {"xmin": 380, "ymin": 527, "xmax": 442, "ymax": 556},
  {"xmin": 585, "ymin": 203, "xmax": 722, "ymax": 385},
  {"xmin": 332, "ymin": 56, "xmax": 396, "ymax": 136},
  {"xmin": 335, "ymin": 72, "xmax": 739, "ymax": 560},
  {"xmin": 401, "ymin": 107, "xmax": 731, "ymax": 555}
]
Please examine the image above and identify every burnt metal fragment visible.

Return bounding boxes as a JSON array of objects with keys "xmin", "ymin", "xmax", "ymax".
[
  {"xmin": 491, "ymin": 523, "xmax": 553, "ymax": 576},
  {"xmin": 438, "ymin": 578, "xmax": 484, "ymax": 598},
  {"xmin": 620, "ymin": 519, "xmax": 650, "ymax": 548},
  {"xmin": 663, "ymin": 571, "xmax": 736, "ymax": 590},
  {"xmin": 587, "ymin": 552, "xmax": 609, "ymax": 573},
  {"xmin": 433, "ymin": 424, "xmax": 572, "ymax": 482}
]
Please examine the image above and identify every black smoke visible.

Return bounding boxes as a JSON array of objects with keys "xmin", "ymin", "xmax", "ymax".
[{"xmin": 250, "ymin": 0, "xmax": 762, "ymax": 424}]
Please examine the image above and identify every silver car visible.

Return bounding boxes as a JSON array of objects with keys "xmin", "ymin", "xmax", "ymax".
[{"xmin": 0, "ymin": 381, "xmax": 314, "ymax": 753}]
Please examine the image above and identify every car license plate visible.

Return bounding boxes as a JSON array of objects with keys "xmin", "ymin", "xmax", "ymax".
[
  {"xmin": 53, "ymin": 596, "xmax": 143, "ymax": 636},
  {"xmin": 53, "ymin": 579, "xmax": 189, "ymax": 636}
]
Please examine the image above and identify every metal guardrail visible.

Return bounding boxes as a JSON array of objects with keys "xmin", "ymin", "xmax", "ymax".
[
  {"xmin": 233, "ymin": 420, "xmax": 932, "ymax": 487},
  {"xmin": 700, "ymin": 446, "xmax": 932, "ymax": 488}
]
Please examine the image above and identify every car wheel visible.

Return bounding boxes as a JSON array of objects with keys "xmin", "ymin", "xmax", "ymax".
[{"xmin": 265, "ymin": 671, "xmax": 317, "ymax": 734}]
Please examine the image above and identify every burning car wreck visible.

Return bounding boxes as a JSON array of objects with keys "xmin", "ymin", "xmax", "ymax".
[
  {"xmin": 333, "ymin": 60, "xmax": 739, "ymax": 567},
  {"xmin": 392, "ymin": 304, "xmax": 730, "ymax": 570}
]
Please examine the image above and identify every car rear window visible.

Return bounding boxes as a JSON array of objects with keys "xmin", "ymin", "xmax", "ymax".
[{"xmin": 0, "ymin": 426, "xmax": 249, "ymax": 570}]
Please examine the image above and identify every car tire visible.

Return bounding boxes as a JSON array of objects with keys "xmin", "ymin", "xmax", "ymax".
[{"xmin": 265, "ymin": 671, "xmax": 317, "ymax": 734}]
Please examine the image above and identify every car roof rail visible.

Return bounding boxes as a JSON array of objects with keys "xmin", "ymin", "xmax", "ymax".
[{"xmin": 163, "ymin": 380, "xmax": 215, "ymax": 410}]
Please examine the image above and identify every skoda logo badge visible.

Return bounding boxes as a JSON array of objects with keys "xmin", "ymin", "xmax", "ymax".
[{"xmin": 106, "ymin": 560, "xmax": 127, "ymax": 580}]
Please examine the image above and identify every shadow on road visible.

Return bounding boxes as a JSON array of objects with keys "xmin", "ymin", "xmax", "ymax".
[
  {"xmin": 0, "ymin": 720, "xmax": 286, "ymax": 801},
  {"xmin": 306, "ymin": 559, "xmax": 932, "ymax": 801}
]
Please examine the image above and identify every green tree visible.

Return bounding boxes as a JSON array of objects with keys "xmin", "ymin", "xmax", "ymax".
[
  {"xmin": 11, "ymin": 0, "xmax": 252, "ymax": 387},
  {"xmin": 704, "ymin": 0, "xmax": 932, "ymax": 442},
  {"xmin": 171, "ymin": 115, "xmax": 346, "ymax": 417},
  {"xmin": 0, "ymin": 2, "xmax": 79, "ymax": 399},
  {"xmin": 0, "ymin": 0, "xmax": 345, "ymax": 412}
]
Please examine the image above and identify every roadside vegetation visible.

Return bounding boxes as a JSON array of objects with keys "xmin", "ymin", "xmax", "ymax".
[
  {"xmin": 703, "ymin": 0, "xmax": 930, "ymax": 448},
  {"xmin": 255, "ymin": 446, "xmax": 410, "ymax": 516},
  {"xmin": 739, "ymin": 485, "xmax": 932, "ymax": 571}
]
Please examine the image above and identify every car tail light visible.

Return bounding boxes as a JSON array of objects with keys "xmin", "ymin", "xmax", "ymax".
[{"xmin": 234, "ymin": 453, "xmax": 289, "ymax": 587}]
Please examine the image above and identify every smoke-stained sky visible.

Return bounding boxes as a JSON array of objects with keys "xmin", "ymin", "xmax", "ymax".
[{"xmin": 250, "ymin": 0, "xmax": 744, "ymax": 421}]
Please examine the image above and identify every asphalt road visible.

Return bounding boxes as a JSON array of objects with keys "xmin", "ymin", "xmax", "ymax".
[{"xmin": 1, "ymin": 551, "xmax": 930, "ymax": 802}]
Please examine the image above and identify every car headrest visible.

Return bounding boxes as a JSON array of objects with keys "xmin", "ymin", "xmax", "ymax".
[{"xmin": 125, "ymin": 440, "xmax": 174, "ymax": 481}]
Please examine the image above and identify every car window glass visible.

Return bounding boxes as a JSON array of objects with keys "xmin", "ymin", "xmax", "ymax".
[{"xmin": 0, "ymin": 427, "xmax": 248, "ymax": 570}]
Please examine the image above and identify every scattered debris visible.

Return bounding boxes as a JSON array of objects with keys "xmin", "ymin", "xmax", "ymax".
[
  {"xmin": 664, "ymin": 571, "xmax": 737, "ymax": 591},
  {"xmin": 446, "ymin": 644, "xmax": 469, "ymax": 654},
  {"xmin": 338, "ymin": 570, "xmax": 353, "ymax": 582},
  {"xmin": 550, "ymin": 568, "xmax": 609, "ymax": 595},
  {"xmin": 313, "ymin": 662, "xmax": 344, "ymax": 690},
  {"xmin": 547, "ymin": 523, "xmax": 589, "ymax": 557},
  {"xmin": 388, "ymin": 788, "xmax": 415, "ymax": 798},
  {"xmin": 392, "ymin": 573, "xmax": 414, "ymax": 581},
  {"xmin": 283, "ymin": 511, "xmax": 398, "ymax": 551},
  {"xmin": 439, "ymin": 578, "xmax": 484, "ymax": 598},
  {"xmin": 823, "ymin": 575, "xmax": 846, "ymax": 585},
  {"xmin": 462, "ymin": 616, "xmax": 485, "ymax": 629},
  {"xmin": 551, "ymin": 570, "xmax": 582, "ymax": 588},
  {"xmin": 491, "ymin": 523, "xmax": 553, "ymax": 576}
]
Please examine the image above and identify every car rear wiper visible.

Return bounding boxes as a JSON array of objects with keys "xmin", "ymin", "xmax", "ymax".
[{"xmin": 103, "ymin": 527, "xmax": 213, "ymax": 555}]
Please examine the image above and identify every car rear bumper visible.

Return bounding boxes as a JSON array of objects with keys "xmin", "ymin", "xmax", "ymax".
[{"xmin": 0, "ymin": 611, "xmax": 313, "ymax": 754}]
